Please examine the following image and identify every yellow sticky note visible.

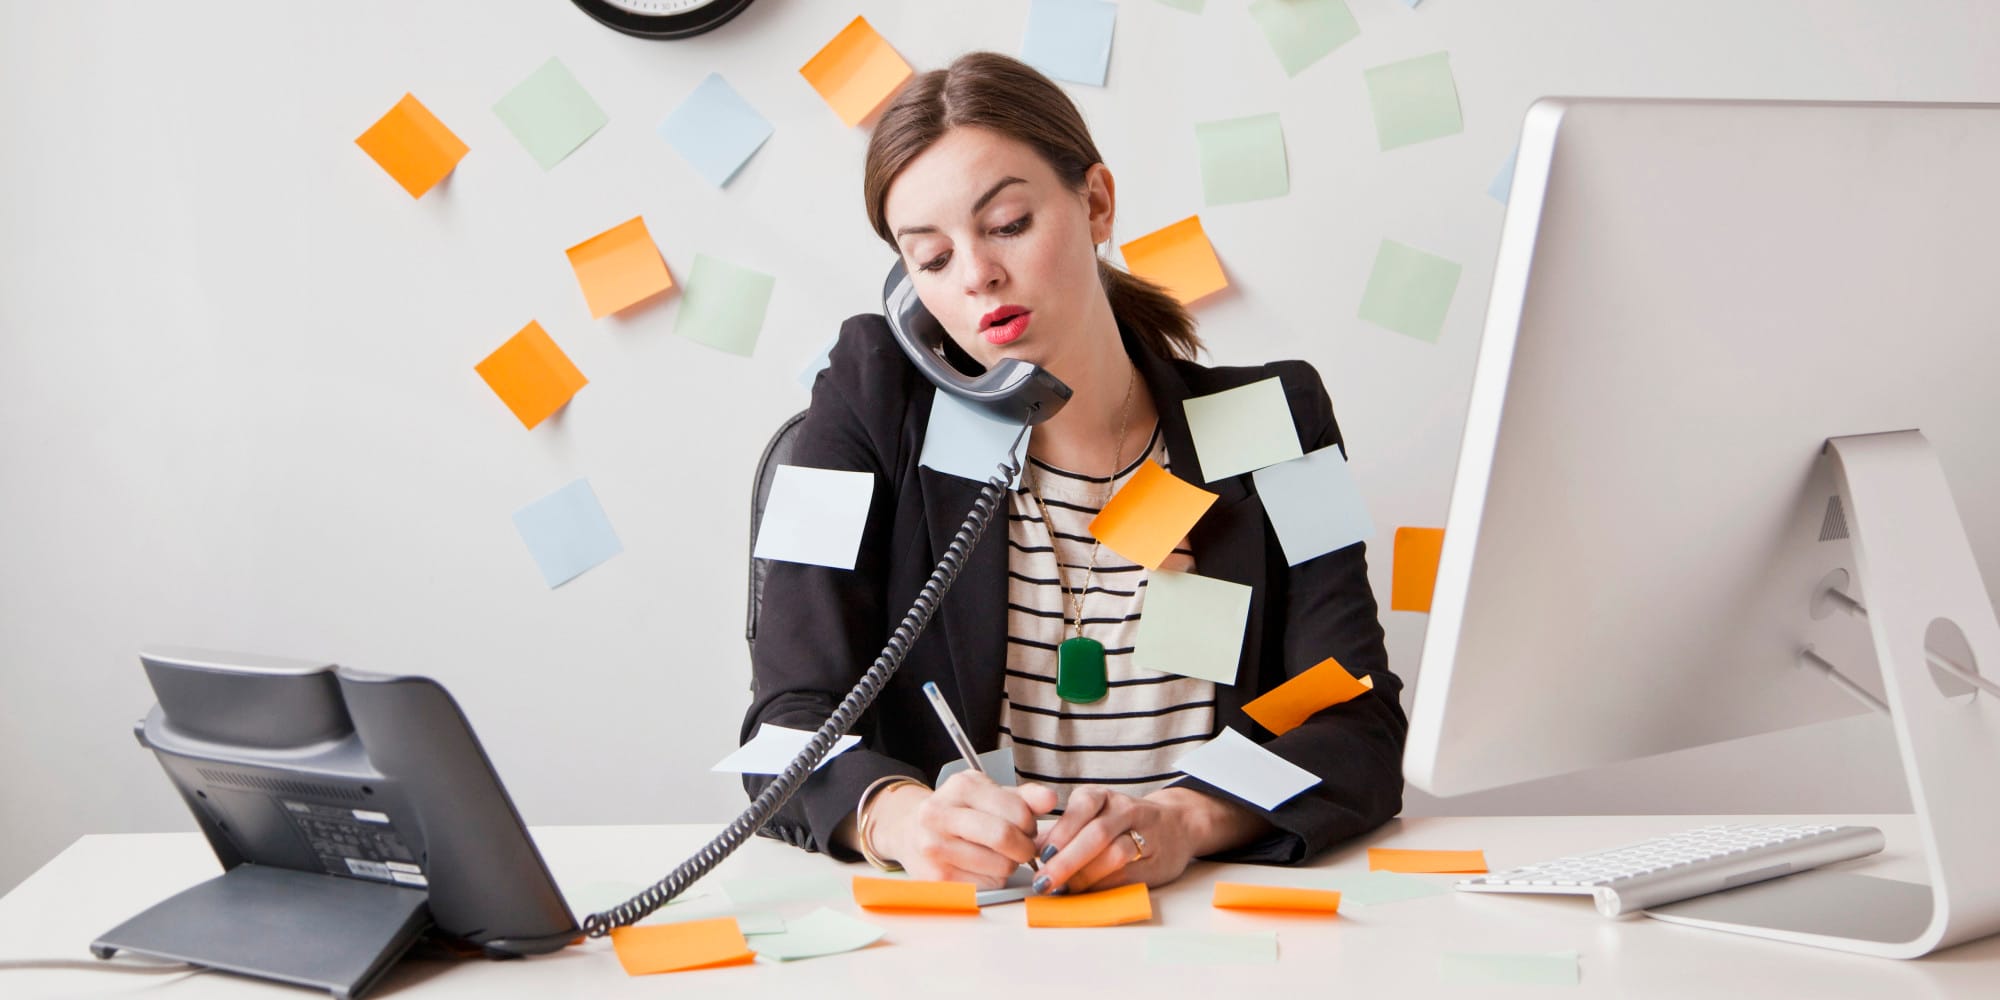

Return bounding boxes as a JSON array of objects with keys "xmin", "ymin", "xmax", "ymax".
[
  {"xmin": 566, "ymin": 216, "xmax": 675, "ymax": 319},
  {"xmin": 1120, "ymin": 216, "xmax": 1228, "ymax": 306},
  {"xmin": 1242, "ymin": 657, "xmax": 1375, "ymax": 736},
  {"xmin": 800, "ymin": 16, "xmax": 913, "ymax": 127},
  {"xmin": 475, "ymin": 321, "xmax": 588, "ymax": 430},
  {"xmin": 1367, "ymin": 848, "xmax": 1488, "ymax": 874},
  {"xmin": 852, "ymin": 875, "xmax": 980, "ymax": 913},
  {"xmin": 354, "ymin": 93, "xmax": 469, "ymax": 199},
  {"xmin": 1089, "ymin": 460, "xmax": 1218, "ymax": 569},
  {"xmin": 1212, "ymin": 882, "xmax": 1342, "ymax": 914},
  {"xmin": 1391, "ymin": 526, "xmax": 1445, "ymax": 612},
  {"xmin": 609, "ymin": 916, "xmax": 755, "ymax": 975},
  {"xmin": 1024, "ymin": 882, "xmax": 1152, "ymax": 928}
]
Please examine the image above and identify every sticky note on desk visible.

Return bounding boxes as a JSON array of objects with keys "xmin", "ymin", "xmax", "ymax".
[
  {"xmin": 1172, "ymin": 727, "xmax": 1318, "ymax": 810},
  {"xmin": 800, "ymin": 16, "xmax": 913, "ymax": 127},
  {"xmin": 721, "ymin": 874, "xmax": 850, "ymax": 908},
  {"xmin": 1146, "ymin": 930, "xmax": 1276, "ymax": 965},
  {"xmin": 1391, "ymin": 526, "xmax": 1445, "ymax": 612},
  {"xmin": 712, "ymin": 723, "xmax": 859, "ymax": 775},
  {"xmin": 1358, "ymin": 239, "xmax": 1461, "ymax": 343},
  {"xmin": 1021, "ymin": 0, "xmax": 1117, "ymax": 87},
  {"xmin": 675, "ymin": 253, "xmax": 774, "ymax": 357},
  {"xmin": 1319, "ymin": 870, "xmax": 1451, "ymax": 906},
  {"xmin": 1254, "ymin": 444, "xmax": 1374, "ymax": 565},
  {"xmin": 1242, "ymin": 657, "xmax": 1374, "ymax": 737},
  {"xmin": 1090, "ymin": 461, "xmax": 1217, "ymax": 569},
  {"xmin": 750, "ymin": 907, "xmax": 884, "ymax": 962},
  {"xmin": 1364, "ymin": 51, "xmax": 1463, "ymax": 151},
  {"xmin": 1131, "ymin": 570, "xmax": 1252, "ymax": 685},
  {"xmin": 1025, "ymin": 882, "xmax": 1151, "ymax": 927},
  {"xmin": 1120, "ymin": 216, "xmax": 1228, "ymax": 306},
  {"xmin": 1368, "ymin": 848, "xmax": 1488, "ymax": 874},
  {"xmin": 1196, "ymin": 113, "xmax": 1288, "ymax": 206},
  {"xmin": 1441, "ymin": 950, "xmax": 1580, "ymax": 987},
  {"xmin": 492, "ymin": 57, "xmax": 607, "ymax": 170},
  {"xmin": 1213, "ymin": 882, "xmax": 1341, "ymax": 914},
  {"xmin": 512, "ymin": 478, "xmax": 623, "ymax": 589},
  {"xmin": 920, "ymin": 391, "xmax": 1030, "ymax": 483},
  {"xmin": 753, "ymin": 466, "xmax": 873, "ymax": 570},
  {"xmin": 853, "ymin": 875, "xmax": 979, "ymax": 913},
  {"xmin": 659, "ymin": 73, "xmax": 772, "ymax": 188},
  {"xmin": 476, "ymin": 320, "xmax": 587, "ymax": 430},
  {"xmin": 354, "ymin": 94, "xmax": 467, "ymax": 199},
  {"xmin": 610, "ymin": 917, "xmax": 754, "ymax": 975},
  {"xmin": 1248, "ymin": 0, "xmax": 1359, "ymax": 78},
  {"xmin": 937, "ymin": 745, "xmax": 1018, "ymax": 787},
  {"xmin": 1182, "ymin": 376, "xmax": 1303, "ymax": 482},
  {"xmin": 567, "ymin": 216, "xmax": 674, "ymax": 319}
]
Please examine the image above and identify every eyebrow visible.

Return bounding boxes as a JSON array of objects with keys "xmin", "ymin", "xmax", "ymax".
[{"xmin": 893, "ymin": 176, "xmax": 1028, "ymax": 240}]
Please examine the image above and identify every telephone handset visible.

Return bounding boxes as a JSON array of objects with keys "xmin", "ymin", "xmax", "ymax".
[{"xmin": 579, "ymin": 263, "xmax": 1069, "ymax": 938}]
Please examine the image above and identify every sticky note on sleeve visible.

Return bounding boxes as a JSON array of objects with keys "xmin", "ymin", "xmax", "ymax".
[
  {"xmin": 1172, "ymin": 727, "xmax": 1318, "ymax": 810},
  {"xmin": 853, "ymin": 876, "xmax": 979, "ymax": 913},
  {"xmin": 800, "ymin": 17, "xmax": 913, "ymax": 127},
  {"xmin": 1391, "ymin": 526, "xmax": 1445, "ymax": 612},
  {"xmin": 1090, "ymin": 461, "xmax": 1217, "ymax": 569},
  {"xmin": 1368, "ymin": 848, "xmax": 1488, "ymax": 874},
  {"xmin": 475, "ymin": 320, "xmax": 587, "ymax": 430},
  {"xmin": 1212, "ymin": 882, "xmax": 1342, "ymax": 914},
  {"xmin": 1242, "ymin": 656, "xmax": 1374, "ymax": 736},
  {"xmin": 1119, "ymin": 216, "xmax": 1228, "ymax": 306},
  {"xmin": 1253, "ymin": 443, "xmax": 1374, "ymax": 565},
  {"xmin": 610, "ymin": 917, "xmax": 755, "ymax": 975},
  {"xmin": 752, "ymin": 466, "xmax": 874, "ymax": 570},
  {"xmin": 566, "ymin": 216, "xmax": 674, "ymax": 319},
  {"xmin": 1024, "ymin": 882, "xmax": 1152, "ymax": 927},
  {"xmin": 354, "ymin": 93, "xmax": 467, "ymax": 199}
]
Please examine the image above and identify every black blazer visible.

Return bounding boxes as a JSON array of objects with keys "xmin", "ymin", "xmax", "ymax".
[{"xmin": 743, "ymin": 313, "xmax": 1406, "ymax": 866}]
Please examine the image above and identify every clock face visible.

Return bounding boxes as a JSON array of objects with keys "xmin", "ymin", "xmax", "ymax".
[{"xmin": 570, "ymin": 0, "xmax": 755, "ymax": 39}]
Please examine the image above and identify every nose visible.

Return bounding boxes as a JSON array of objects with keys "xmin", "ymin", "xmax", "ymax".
[{"xmin": 961, "ymin": 245, "xmax": 1005, "ymax": 296}]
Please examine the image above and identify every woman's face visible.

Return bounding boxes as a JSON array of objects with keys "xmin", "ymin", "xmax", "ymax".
[{"xmin": 883, "ymin": 126, "xmax": 1113, "ymax": 374}]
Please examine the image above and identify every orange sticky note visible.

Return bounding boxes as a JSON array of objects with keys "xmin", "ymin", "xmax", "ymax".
[
  {"xmin": 475, "ymin": 321, "xmax": 588, "ymax": 430},
  {"xmin": 1367, "ymin": 848, "xmax": 1488, "ymax": 874},
  {"xmin": 1242, "ymin": 657, "xmax": 1376, "ymax": 736},
  {"xmin": 354, "ymin": 93, "xmax": 468, "ymax": 199},
  {"xmin": 800, "ymin": 16, "xmax": 913, "ymax": 127},
  {"xmin": 1391, "ymin": 526, "xmax": 1445, "ymax": 612},
  {"xmin": 1120, "ymin": 216, "xmax": 1228, "ymax": 306},
  {"xmin": 1212, "ymin": 882, "xmax": 1342, "ymax": 914},
  {"xmin": 1024, "ymin": 882, "xmax": 1152, "ymax": 928},
  {"xmin": 1089, "ymin": 460, "xmax": 1218, "ymax": 569},
  {"xmin": 609, "ymin": 917, "xmax": 755, "ymax": 975},
  {"xmin": 567, "ymin": 216, "xmax": 675, "ymax": 319},
  {"xmin": 852, "ymin": 875, "xmax": 979, "ymax": 913}
]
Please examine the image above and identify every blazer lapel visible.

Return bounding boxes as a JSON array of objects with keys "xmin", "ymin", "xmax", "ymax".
[{"xmin": 918, "ymin": 415, "xmax": 1012, "ymax": 750}]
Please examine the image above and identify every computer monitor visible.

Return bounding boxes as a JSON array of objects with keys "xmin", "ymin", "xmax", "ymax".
[
  {"xmin": 1403, "ymin": 98, "xmax": 2000, "ymax": 957},
  {"xmin": 93, "ymin": 647, "xmax": 578, "ymax": 998}
]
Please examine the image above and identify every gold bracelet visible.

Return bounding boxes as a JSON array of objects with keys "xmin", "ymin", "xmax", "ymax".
[{"xmin": 855, "ymin": 775, "xmax": 925, "ymax": 871}]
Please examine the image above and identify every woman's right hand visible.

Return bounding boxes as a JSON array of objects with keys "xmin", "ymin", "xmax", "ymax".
[{"xmin": 870, "ymin": 771, "xmax": 1058, "ymax": 889}]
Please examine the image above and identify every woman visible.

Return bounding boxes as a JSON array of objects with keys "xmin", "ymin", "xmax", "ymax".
[{"xmin": 743, "ymin": 52, "xmax": 1404, "ymax": 896}]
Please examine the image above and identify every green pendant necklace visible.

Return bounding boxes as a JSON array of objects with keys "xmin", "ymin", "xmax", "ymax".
[{"xmin": 1029, "ymin": 367, "xmax": 1136, "ymax": 706}]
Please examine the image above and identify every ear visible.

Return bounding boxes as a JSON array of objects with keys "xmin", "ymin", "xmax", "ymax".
[{"xmin": 1083, "ymin": 163, "xmax": 1116, "ymax": 245}]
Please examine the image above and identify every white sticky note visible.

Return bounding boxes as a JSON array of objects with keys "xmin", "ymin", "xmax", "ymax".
[
  {"xmin": 919, "ymin": 391, "xmax": 1030, "ymax": 483},
  {"xmin": 936, "ymin": 745, "xmax": 1018, "ymax": 787},
  {"xmin": 712, "ymin": 724, "xmax": 860, "ymax": 775},
  {"xmin": 1173, "ymin": 727, "xmax": 1318, "ymax": 810},
  {"xmin": 1253, "ymin": 444, "xmax": 1374, "ymax": 565},
  {"xmin": 1182, "ymin": 377, "xmax": 1303, "ymax": 483},
  {"xmin": 753, "ymin": 465, "xmax": 873, "ymax": 569},
  {"xmin": 1131, "ymin": 570, "xmax": 1254, "ymax": 685}
]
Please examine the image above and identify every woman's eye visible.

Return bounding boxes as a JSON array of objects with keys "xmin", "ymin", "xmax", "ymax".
[
  {"xmin": 994, "ymin": 214, "xmax": 1032, "ymax": 237},
  {"xmin": 917, "ymin": 251, "xmax": 951, "ymax": 273}
]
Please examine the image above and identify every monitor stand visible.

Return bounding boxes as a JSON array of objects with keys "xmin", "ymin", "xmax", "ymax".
[
  {"xmin": 1645, "ymin": 430, "xmax": 2000, "ymax": 958},
  {"xmin": 92, "ymin": 863, "xmax": 432, "ymax": 999}
]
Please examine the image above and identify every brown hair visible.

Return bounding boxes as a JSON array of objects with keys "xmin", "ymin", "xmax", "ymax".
[{"xmin": 863, "ymin": 52, "xmax": 1202, "ymax": 362}]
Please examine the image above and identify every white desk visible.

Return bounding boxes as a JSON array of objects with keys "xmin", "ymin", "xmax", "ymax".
[{"xmin": 2, "ymin": 815, "xmax": 1994, "ymax": 998}]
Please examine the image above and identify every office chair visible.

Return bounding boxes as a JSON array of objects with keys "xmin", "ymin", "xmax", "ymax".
[{"xmin": 745, "ymin": 410, "xmax": 808, "ymax": 664}]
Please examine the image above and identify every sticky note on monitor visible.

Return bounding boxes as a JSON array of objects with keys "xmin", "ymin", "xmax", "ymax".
[
  {"xmin": 1364, "ymin": 51, "xmax": 1463, "ymax": 151},
  {"xmin": 675, "ymin": 253, "xmax": 774, "ymax": 357},
  {"xmin": 566, "ymin": 217, "xmax": 675, "ymax": 319},
  {"xmin": 354, "ymin": 94, "xmax": 467, "ymax": 199},
  {"xmin": 753, "ymin": 466, "xmax": 874, "ymax": 570},
  {"xmin": 1024, "ymin": 882, "xmax": 1152, "ymax": 927},
  {"xmin": 800, "ymin": 17, "xmax": 913, "ymax": 127},
  {"xmin": 1182, "ymin": 376, "xmax": 1303, "ymax": 482},
  {"xmin": 1173, "ymin": 726, "xmax": 1318, "ymax": 810},
  {"xmin": 475, "ymin": 320, "xmax": 587, "ymax": 430},
  {"xmin": 1212, "ymin": 882, "xmax": 1341, "ymax": 914},
  {"xmin": 1131, "ymin": 570, "xmax": 1252, "ymax": 685},
  {"xmin": 1242, "ymin": 656, "xmax": 1374, "ymax": 736},
  {"xmin": 1368, "ymin": 847, "xmax": 1488, "ymax": 873},
  {"xmin": 712, "ymin": 724, "xmax": 860, "ymax": 775},
  {"xmin": 1021, "ymin": 0, "xmax": 1117, "ymax": 87},
  {"xmin": 920, "ymin": 391, "xmax": 1030, "ymax": 483},
  {"xmin": 1196, "ymin": 113, "xmax": 1288, "ymax": 206},
  {"xmin": 750, "ymin": 908, "xmax": 885, "ymax": 962},
  {"xmin": 659, "ymin": 73, "xmax": 773, "ymax": 188},
  {"xmin": 1358, "ymin": 239, "xmax": 1461, "ymax": 343},
  {"xmin": 1120, "ymin": 216, "xmax": 1228, "ymax": 306},
  {"xmin": 492, "ymin": 57, "xmax": 608, "ymax": 170},
  {"xmin": 609, "ymin": 917, "xmax": 754, "ymax": 975},
  {"xmin": 1247, "ymin": 0, "xmax": 1359, "ymax": 78},
  {"xmin": 1392, "ymin": 526, "xmax": 1445, "ymax": 612},
  {"xmin": 1253, "ymin": 444, "xmax": 1373, "ymax": 565},
  {"xmin": 1090, "ymin": 461, "xmax": 1217, "ymax": 569},
  {"xmin": 1145, "ymin": 930, "xmax": 1276, "ymax": 965},
  {"xmin": 512, "ymin": 479, "xmax": 623, "ymax": 589}
]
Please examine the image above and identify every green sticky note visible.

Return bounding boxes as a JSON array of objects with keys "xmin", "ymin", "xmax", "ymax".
[
  {"xmin": 1196, "ymin": 113, "xmax": 1288, "ymax": 206},
  {"xmin": 735, "ymin": 912, "xmax": 787, "ymax": 936},
  {"xmin": 1318, "ymin": 870, "xmax": 1451, "ymax": 906},
  {"xmin": 1364, "ymin": 51, "xmax": 1463, "ymax": 150},
  {"xmin": 1358, "ymin": 239, "xmax": 1461, "ymax": 342},
  {"xmin": 1182, "ymin": 376, "xmax": 1303, "ymax": 482},
  {"xmin": 492, "ymin": 57, "xmax": 608, "ymax": 170},
  {"xmin": 720, "ymin": 874, "xmax": 849, "ymax": 908},
  {"xmin": 1248, "ymin": 0, "xmax": 1359, "ymax": 77},
  {"xmin": 749, "ymin": 907, "xmax": 885, "ymax": 962},
  {"xmin": 1441, "ymin": 950, "xmax": 1581, "ymax": 987},
  {"xmin": 563, "ymin": 881, "xmax": 707, "ymax": 918},
  {"xmin": 1131, "ymin": 570, "xmax": 1254, "ymax": 684},
  {"xmin": 676, "ymin": 253, "xmax": 775, "ymax": 357},
  {"xmin": 1155, "ymin": 0, "xmax": 1206, "ymax": 11},
  {"xmin": 1145, "ymin": 930, "xmax": 1278, "ymax": 965}
]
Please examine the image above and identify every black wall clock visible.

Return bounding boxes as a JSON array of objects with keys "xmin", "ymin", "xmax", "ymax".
[{"xmin": 570, "ymin": 0, "xmax": 756, "ymax": 40}]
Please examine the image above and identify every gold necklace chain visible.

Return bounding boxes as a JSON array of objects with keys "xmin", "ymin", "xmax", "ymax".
[{"xmin": 1028, "ymin": 365, "xmax": 1137, "ymax": 641}]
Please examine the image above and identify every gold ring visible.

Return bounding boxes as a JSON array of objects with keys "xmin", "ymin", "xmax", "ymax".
[{"xmin": 1126, "ymin": 829, "xmax": 1149, "ymax": 862}]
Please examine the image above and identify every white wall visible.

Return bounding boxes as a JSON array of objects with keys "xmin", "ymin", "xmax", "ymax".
[{"xmin": 3, "ymin": 0, "xmax": 1994, "ymax": 894}]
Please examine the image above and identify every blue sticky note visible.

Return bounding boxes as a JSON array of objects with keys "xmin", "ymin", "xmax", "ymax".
[
  {"xmin": 658, "ymin": 73, "xmax": 773, "ymax": 188},
  {"xmin": 1253, "ymin": 444, "xmax": 1374, "ymax": 565},
  {"xmin": 797, "ymin": 336, "xmax": 836, "ymax": 391},
  {"xmin": 1021, "ymin": 0, "xmax": 1117, "ymax": 87},
  {"xmin": 919, "ymin": 391, "xmax": 1030, "ymax": 483},
  {"xmin": 512, "ymin": 478, "xmax": 623, "ymax": 588},
  {"xmin": 1488, "ymin": 145, "xmax": 1518, "ymax": 204}
]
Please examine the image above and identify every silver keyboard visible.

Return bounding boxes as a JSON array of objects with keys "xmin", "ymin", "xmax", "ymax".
[{"xmin": 1456, "ymin": 823, "xmax": 1885, "ymax": 917}]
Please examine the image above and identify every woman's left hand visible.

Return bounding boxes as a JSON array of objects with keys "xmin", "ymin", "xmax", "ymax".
[{"xmin": 1030, "ymin": 785, "xmax": 1197, "ymax": 894}]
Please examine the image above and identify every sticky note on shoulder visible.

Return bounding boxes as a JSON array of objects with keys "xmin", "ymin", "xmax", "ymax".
[
  {"xmin": 566, "ymin": 216, "xmax": 674, "ymax": 319},
  {"xmin": 476, "ymin": 321, "xmax": 586, "ymax": 430},
  {"xmin": 1242, "ymin": 656, "xmax": 1374, "ymax": 736},
  {"xmin": 1090, "ymin": 460, "xmax": 1217, "ymax": 569},
  {"xmin": 1392, "ymin": 526, "xmax": 1445, "ymax": 612},
  {"xmin": 1212, "ymin": 882, "xmax": 1341, "ymax": 914},
  {"xmin": 1120, "ymin": 216, "xmax": 1227, "ymax": 306},
  {"xmin": 610, "ymin": 917, "xmax": 754, "ymax": 975},
  {"xmin": 753, "ymin": 466, "xmax": 874, "ymax": 570},
  {"xmin": 1368, "ymin": 848, "xmax": 1488, "ymax": 874},
  {"xmin": 354, "ymin": 93, "xmax": 467, "ymax": 199},
  {"xmin": 1024, "ymin": 882, "xmax": 1151, "ymax": 927},
  {"xmin": 1182, "ymin": 376, "xmax": 1303, "ymax": 482},
  {"xmin": 853, "ymin": 875, "xmax": 979, "ymax": 913},
  {"xmin": 800, "ymin": 16, "xmax": 912, "ymax": 127}
]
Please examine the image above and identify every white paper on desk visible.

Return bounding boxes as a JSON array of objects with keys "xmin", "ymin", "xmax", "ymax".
[
  {"xmin": 1171, "ymin": 726, "xmax": 1318, "ymax": 810},
  {"xmin": 711, "ymin": 724, "xmax": 860, "ymax": 775},
  {"xmin": 752, "ymin": 466, "xmax": 874, "ymax": 570},
  {"xmin": 919, "ymin": 390, "xmax": 1029, "ymax": 483}
]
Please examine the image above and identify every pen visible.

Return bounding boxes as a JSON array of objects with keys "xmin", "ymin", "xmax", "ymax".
[{"xmin": 922, "ymin": 681, "xmax": 1040, "ymax": 872}]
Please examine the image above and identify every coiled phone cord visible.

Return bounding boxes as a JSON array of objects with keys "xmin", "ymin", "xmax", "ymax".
[{"xmin": 582, "ymin": 421, "xmax": 1031, "ymax": 938}]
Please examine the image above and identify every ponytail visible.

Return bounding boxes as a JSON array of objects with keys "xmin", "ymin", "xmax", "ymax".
[{"xmin": 1099, "ymin": 260, "xmax": 1203, "ymax": 362}]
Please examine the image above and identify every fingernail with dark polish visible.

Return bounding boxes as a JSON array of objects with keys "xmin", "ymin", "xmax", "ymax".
[
  {"xmin": 1049, "ymin": 886, "xmax": 1069, "ymax": 896},
  {"xmin": 1032, "ymin": 875, "xmax": 1051, "ymax": 895},
  {"xmin": 1038, "ymin": 844, "xmax": 1058, "ymax": 864}
]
